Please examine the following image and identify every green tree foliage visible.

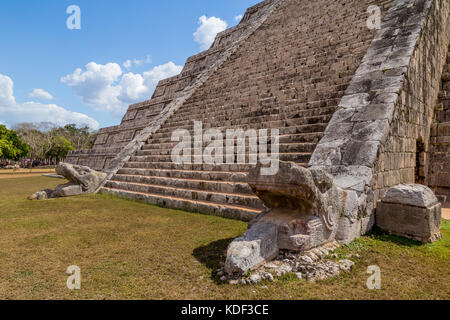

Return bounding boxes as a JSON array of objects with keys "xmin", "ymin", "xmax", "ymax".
[
  {"xmin": 45, "ymin": 136, "xmax": 75, "ymax": 160},
  {"xmin": 13, "ymin": 122, "xmax": 97, "ymax": 161},
  {"xmin": 56, "ymin": 124, "xmax": 97, "ymax": 150},
  {"xmin": 0, "ymin": 125, "xmax": 30, "ymax": 160}
]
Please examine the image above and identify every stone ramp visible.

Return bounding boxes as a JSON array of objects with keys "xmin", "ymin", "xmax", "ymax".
[
  {"xmin": 98, "ymin": 0, "xmax": 393, "ymax": 220},
  {"xmin": 430, "ymin": 45, "xmax": 450, "ymax": 197}
]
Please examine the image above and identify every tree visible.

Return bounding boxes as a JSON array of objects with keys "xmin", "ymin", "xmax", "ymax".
[
  {"xmin": 14, "ymin": 122, "xmax": 97, "ymax": 161},
  {"xmin": 0, "ymin": 125, "xmax": 30, "ymax": 160},
  {"xmin": 45, "ymin": 136, "xmax": 74, "ymax": 161},
  {"xmin": 57, "ymin": 124, "xmax": 97, "ymax": 150},
  {"xmin": 13, "ymin": 123, "xmax": 46, "ymax": 160}
]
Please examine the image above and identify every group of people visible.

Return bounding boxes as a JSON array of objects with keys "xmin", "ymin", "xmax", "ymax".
[
  {"xmin": 0, "ymin": 161, "xmax": 11, "ymax": 169},
  {"xmin": 0, "ymin": 160, "xmax": 47, "ymax": 169}
]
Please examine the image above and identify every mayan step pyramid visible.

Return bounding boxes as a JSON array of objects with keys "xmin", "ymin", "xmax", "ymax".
[{"xmin": 67, "ymin": 0, "xmax": 450, "ymax": 223}]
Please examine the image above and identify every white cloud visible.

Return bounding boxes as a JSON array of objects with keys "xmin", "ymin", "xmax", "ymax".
[
  {"xmin": 0, "ymin": 74, "xmax": 99, "ymax": 130},
  {"xmin": 123, "ymin": 60, "xmax": 133, "ymax": 69},
  {"xmin": 235, "ymin": 14, "xmax": 243, "ymax": 22},
  {"xmin": 29, "ymin": 88, "xmax": 53, "ymax": 100},
  {"xmin": 62, "ymin": 61, "xmax": 183, "ymax": 116},
  {"xmin": 193, "ymin": 15, "xmax": 228, "ymax": 50},
  {"xmin": 61, "ymin": 62, "xmax": 123, "ymax": 115},
  {"xmin": 143, "ymin": 62, "xmax": 183, "ymax": 89},
  {"xmin": 123, "ymin": 55, "xmax": 152, "ymax": 70},
  {"xmin": 0, "ymin": 75, "xmax": 16, "ymax": 107}
]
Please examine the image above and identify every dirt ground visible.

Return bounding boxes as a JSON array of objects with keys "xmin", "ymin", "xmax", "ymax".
[
  {"xmin": 0, "ymin": 169, "xmax": 55, "ymax": 179},
  {"xmin": 442, "ymin": 203, "xmax": 450, "ymax": 220}
]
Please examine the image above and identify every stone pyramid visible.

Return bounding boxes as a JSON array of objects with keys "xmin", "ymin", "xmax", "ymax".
[{"xmin": 66, "ymin": 0, "xmax": 449, "ymax": 234}]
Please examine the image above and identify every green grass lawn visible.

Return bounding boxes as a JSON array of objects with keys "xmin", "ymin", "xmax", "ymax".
[{"xmin": 0, "ymin": 176, "xmax": 448, "ymax": 300}]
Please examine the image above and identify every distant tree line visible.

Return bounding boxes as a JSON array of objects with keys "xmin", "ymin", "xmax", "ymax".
[{"xmin": 0, "ymin": 122, "xmax": 97, "ymax": 166}]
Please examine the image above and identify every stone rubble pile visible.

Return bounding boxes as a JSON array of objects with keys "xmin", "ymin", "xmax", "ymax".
[{"xmin": 218, "ymin": 241, "xmax": 355, "ymax": 285}]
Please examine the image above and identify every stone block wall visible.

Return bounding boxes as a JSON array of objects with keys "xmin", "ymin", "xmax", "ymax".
[
  {"xmin": 373, "ymin": 0, "xmax": 450, "ymax": 200},
  {"xmin": 429, "ymin": 44, "xmax": 450, "ymax": 197},
  {"xmin": 309, "ymin": 0, "xmax": 449, "ymax": 238}
]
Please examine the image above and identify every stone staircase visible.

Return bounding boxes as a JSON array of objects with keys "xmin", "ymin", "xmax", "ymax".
[
  {"xmin": 66, "ymin": 0, "xmax": 281, "ymax": 172},
  {"xmin": 429, "ymin": 44, "xmax": 450, "ymax": 198},
  {"xmin": 98, "ymin": 0, "xmax": 393, "ymax": 220}
]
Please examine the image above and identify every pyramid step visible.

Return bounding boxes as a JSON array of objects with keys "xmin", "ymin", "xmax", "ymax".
[
  {"xmin": 122, "ymin": 161, "xmax": 255, "ymax": 172},
  {"xmin": 116, "ymin": 167, "xmax": 248, "ymax": 183},
  {"xmin": 121, "ymin": 161, "xmax": 308, "ymax": 172},
  {"xmin": 171, "ymin": 98, "xmax": 338, "ymax": 122},
  {"xmin": 137, "ymin": 143, "xmax": 317, "ymax": 155},
  {"xmin": 157, "ymin": 114, "xmax": 333, "ymax": 134},
  {"xmin": 152, "ymin": 120, "xmax": 330, "ymax": 138},
  {"xmin": 149, "ymin": 123, "xmax": 328, "ymax": 141},
  {"xmin": 167, "ymin": 106, "xmax": 337, "ymax": 128},
  {"xmin": 146, "ymin": 130, "xmax": 324, "ymax": 146},
  {"xmin": 100, "ymin": 188, "xmax": 261, "ymax": 221},
  {"xmin": 100, "ymin": 187, "xmax": 261, "ymax": 221},
  {"xmin": 129, "ymin": 152, "xmax": 312, "ymax": 164},
  {"xmin": 110, "ymin": 174, "xmax": 254, "ymax": 195},
  {"xmin": 104, "ymin": 180, "xmax": 264, "ymax": 209}
]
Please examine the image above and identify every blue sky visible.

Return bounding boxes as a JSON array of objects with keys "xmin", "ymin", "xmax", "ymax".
[{"xmin": 0, "ymin": 0, "xmax": 260, "ymax": 130}]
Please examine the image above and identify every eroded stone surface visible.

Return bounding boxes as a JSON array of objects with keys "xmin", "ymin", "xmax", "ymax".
[
  {"xmin": 224, "ymin": 162, "xmax": 352, "ymax": 275},
  {"xmin": 56, "ymin": 163, "xmax": 107, "ymax": 193},
  {"xmin": 382, "ymin": 184, "xmax": 439, "ymax": 208},
  {"xmin": 377, "ymin": 184, "xmax": 442, "ymax": 243},
  {"xmin": 29, "ymin": 163, "xmax": 106, "ymax": 200},
  {"xmin": 224, "ymin": 222, "xmax": 279, "ymax": 275}
]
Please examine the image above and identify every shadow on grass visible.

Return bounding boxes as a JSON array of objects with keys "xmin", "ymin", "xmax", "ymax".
[
  {"xmin": 192, "ymin": 238, "xmax": 235, "ymax": 283},
  {"xmin": 366, "ymin": 226, "xmax": 424, "ymax": 247}
]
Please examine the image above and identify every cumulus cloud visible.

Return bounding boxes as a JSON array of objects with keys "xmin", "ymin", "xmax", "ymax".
[
  {"xmin": 0, "ymin": 75, "xmax": 16, "ymax": 107},
  {"xmin": 235, "ymin": 14, "xmax": 243, "ymax": 22},
  {"xmin": 62, "ymin": 61, "xmax": 182, "ymax": 116},
  {"xmin": 29, "ymin": 88, "xmax": 53, "ymax": 100},
  {"xmin": 61, "ymin": 62, "xmax": 123, "ymax": 115},
  {"xmin": 193, "ymin": 15, "xmax": 228, "ymax": 50},
  {"xmin": 123, "ymin": 55, "xmax": 152, "ymax": 70},
  {"xmin": 0, "ymin": 74, "xmax": 99, "ymax": 130}
]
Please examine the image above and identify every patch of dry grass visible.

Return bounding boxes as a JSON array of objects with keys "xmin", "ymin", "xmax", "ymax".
[
  {"xmin": 0, "ymin": 176, "xmax": 448, "ymax": 300},
  {"xmin": 0, "ymin": 168, "xmax": 55, "ymax": 179}
]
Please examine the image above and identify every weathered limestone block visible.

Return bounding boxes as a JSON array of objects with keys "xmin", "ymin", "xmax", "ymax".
[
  {"xmin": 224, "ymin": 222, "xmax": 278, "ymax": 275},
  {"xmin": 56, "ymin": 163, "xmax": 107, "ymax": 193},
  {"xmin": 29, "ymin": 163, "xmax": 106, "ymax": 200},
  {"xmin": 225, "ymin": 161, "xmax": 355, "ymax": 275},
  {"xmin": 376, "ymin": 184, "xmax": 442, "ymax": 243},
  {"xmin": 53, "ymin": 183, "xmax": 84, "ymax": 198}
]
